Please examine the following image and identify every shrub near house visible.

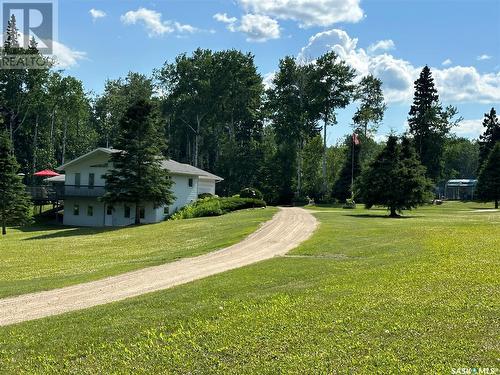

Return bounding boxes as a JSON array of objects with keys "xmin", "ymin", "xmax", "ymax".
[{"xmin": 171, "ymin": 196, "xmax": 266, "ymax": 220}]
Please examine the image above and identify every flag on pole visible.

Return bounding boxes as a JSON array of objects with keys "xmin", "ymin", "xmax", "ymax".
[{"xmin": 352, "ymin": 133, "xmax": 360, "ymax": 145}]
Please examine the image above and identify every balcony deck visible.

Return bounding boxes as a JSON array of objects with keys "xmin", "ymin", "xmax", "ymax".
[{"xmin": 27, "ymin": 185, "xmax": 106, "ymax": 202}]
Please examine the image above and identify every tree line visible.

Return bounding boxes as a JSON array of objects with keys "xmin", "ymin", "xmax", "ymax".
[{"xmin": 1, "ymin": 14, "xmax": 498, "ymax": 227}]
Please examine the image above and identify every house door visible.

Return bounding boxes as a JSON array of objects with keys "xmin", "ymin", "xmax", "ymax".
[{"xmin": 105, "ymin": 205, "xmax": 113, "ymax": 226}]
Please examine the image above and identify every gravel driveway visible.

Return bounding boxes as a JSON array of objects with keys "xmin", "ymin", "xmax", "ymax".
[{"xmin": 0, "ymin": 207, "xmax": 317, "ymax": 326}]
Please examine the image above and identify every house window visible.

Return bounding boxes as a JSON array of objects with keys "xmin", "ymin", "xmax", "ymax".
[
  {"xmin": 163, "ymin": 206, "xmax": 169, "ymax": 215},
  {"xmin": 88, "ymin": 173, "xmax": 95, "ymax": 189},
  {"xmin": 73, "ymin": 204, "xmax": 80, "ymax": 216},
  {"xmin": 106, "ymin": 206, "xmax": 113, "ymax": 215},
  {"xmin": 75, "ymin": 173, "xmax": 81, "ymax": 187},
  {"xmin": 188, "ymin": 178, "xmax": 193, "ymax": 187},
  {"xmin": 87, "ymin": 205, "xmax": 94, "ymax": 216},
  {"xmin": 124, "ymin": 205, "xmax": 131, "ymax": 218},
  {"xmin": 139, "ymin": 206, "xmax": 145, "ymax": 219}
]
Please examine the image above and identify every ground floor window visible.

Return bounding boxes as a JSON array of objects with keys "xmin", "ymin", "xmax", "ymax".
[
  {"xmin": 73, "ymin": 204, "xmax": 79, "ymax": 216},
  {"xmin": 87, "ymin": 205, "xmax": 94, "ymax": 216},
  {"xmin": 124, "ymin": 205, "xmax": 130, "ymax": 218},
  {"xmin": 188, "ymin": 178, "xmax": 193, "ymax": 187},
  {"xmin": 164, "ymin": 206, "xmax": 169, "ymax": 215},
  {"xmin": 106, "ymin": 206, "xmax": 113, "ymax": 215},
  {"xmin": 139, "ymin": 206, "xmax": 145, "ymax": 219}
]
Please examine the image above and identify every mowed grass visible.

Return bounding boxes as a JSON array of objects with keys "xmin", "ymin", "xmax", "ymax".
[
  {"xmin": 0, "ymin": 202, "xmax": 498, "ymax": 373},
  {"xmin": 0, "ymin": 207, "xmax": 277, "ymax": 298}
]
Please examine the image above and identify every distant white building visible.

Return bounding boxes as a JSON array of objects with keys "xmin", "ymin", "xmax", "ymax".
[
  {"xmin": 56, "ymin": 148, "xmax": 223, "ymax": 227},
  {"xmin": 444, "ymin": 179, "xmax": 477, "ymax": 200}
]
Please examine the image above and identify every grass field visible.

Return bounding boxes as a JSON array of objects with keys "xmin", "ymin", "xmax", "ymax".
[
  {"xmin": 0, "ymin": 202, "xmax": 498, "ymax": 373},
  {"xmin": 0, "ymin": 207, "xmax": 277, "ymax": 298}
]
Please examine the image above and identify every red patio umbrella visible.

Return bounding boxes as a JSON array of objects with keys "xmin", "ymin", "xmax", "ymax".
[{"xmin": 33, "ymin": 169, "xmax": 60, "ymax": 177}]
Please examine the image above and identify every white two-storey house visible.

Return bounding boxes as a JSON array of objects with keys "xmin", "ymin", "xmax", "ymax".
[{"xmin": 57, "ymin": 148, "xmax": 223, "ymax": 227}]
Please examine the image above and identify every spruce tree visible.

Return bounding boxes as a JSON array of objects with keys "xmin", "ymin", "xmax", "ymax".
[
  {"xmin": 4, "ymin": 15, "xmax": 20, "ymax": 49},
  {"xmin": 358, "ymin": 135, "xmax": 432, "ymax": 217},
  {"xmin": 476, "ymin": 142, "xmax": 500, "ymax": 209},
  {"xmin": 0, "ymin": 129, "xmax": 32, "ymax": 235},
  {"xmin": 478, "ymin": 108, "xmax": 499, "ymax": 172},
  {"xmin": 399, "ymin": 137, "xmax": 433, "ymax": 208},
  {"xmin": 102, "ymin": 99, "xmax": 175, "ymax": 224},
  {"xmin": 408, "ymin": 66, "xmax": 452, "ymax": 181}
]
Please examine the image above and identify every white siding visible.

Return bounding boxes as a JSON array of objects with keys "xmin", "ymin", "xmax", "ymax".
[
  {"xmin": 198, "ymin": 178, "xmax": 216, "ymax": 195},
  {"xmin": 64, "ymin": 152, "xmax": 109, "ymax": 188},
  {"xmin": 62, "ymin": 150, "xmax": 203, "ymax": 226},
  {"xmin": 63, "ymin": 198, "xmax": 105, "ymax": 227},
  {"xmin": 169, "ymin": 175, "xmax": 198, "ymax": 213}
]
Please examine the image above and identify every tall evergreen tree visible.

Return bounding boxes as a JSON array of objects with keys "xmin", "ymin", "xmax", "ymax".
[
  {"xmin": 399, "ymin": 136, "xmax": 433, "ymax": 209},
  {"xmin": 408, "ymin": 66, "xmax": 455, "ymax": 181},
  {"xmin": 0, "ymin": 129, "xmax": 32, "ymax": 235},
  {"xmin": 102, "ymin": 100, "xmax": 174, "ymax": 224},
  {"xmin": 358, "ymin": 135, "xmax": 432, "ymax": 217},
  {"xmin": 476, "ymin": 142, "xmax": 500, "ymax": 209},
  {"xmin": 478, "ymin": 107, "xmax": 499, "ymax": 171}
]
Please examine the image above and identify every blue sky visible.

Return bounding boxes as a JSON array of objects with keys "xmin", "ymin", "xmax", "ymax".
[{"xmin": 53, "ymin": 0, "xmax": 500, "ymax": 145}]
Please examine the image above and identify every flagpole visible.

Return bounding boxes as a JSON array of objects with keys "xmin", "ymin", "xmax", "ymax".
[{"xmin": 351, "ymin": 134, "xmax": 354, "ymax": 198}]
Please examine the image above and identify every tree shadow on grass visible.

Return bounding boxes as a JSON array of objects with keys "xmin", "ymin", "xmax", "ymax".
[
  {"xmin": 22, "ymin": 226, "xmax": 125, "ymax": 240},
  {"xmin": 343, "ymin": 214, "xmax": 415, "ymax": 219}
]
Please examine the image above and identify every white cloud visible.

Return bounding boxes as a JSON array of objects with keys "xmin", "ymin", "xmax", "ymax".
[
  {"xmin": 239, "ymin": 14, "xmax": 280, "ymax": 42},
  {"xmin": 121, "ymin": 8, "xmax": 173, "ymax": 36},
  {"xmin": 213, "ymin": 13, "xmax": 237, "ymax": 24},
  {"xmin": 368, "ymin": 39, "xmax": 395, "ymax": 54},
  {"xmin": 52, "ymin": 41, "xmax": 87, "ymax": 69},
  {"xmin": 121, "ymin": 8, "xmax": 200, "ymax": 37},
  {"xmin": 298, "ymin": 28, "xmax": 500, "ymax": 104},
  {"xmin": 89, "ymin": 8, "xmax": 106, "ymax": 21},
  {"xmin": 442, "ymin": 58, "xmax": 452, "ymax": 66},
  {"xmin": 453, "ymin": 119, "xmax": 483, "ymax": 139},
  {"xmin": 263, "ymin": 71, "xmax": 276, "ymax": 89},
  {"xmin": 214, "ymin": 13, "xmax": 280, "ymax": 42},
  {"xmin": 238, "ymin": 0, "xmax": 364, "ymax": 27},
  {"xmin": 477, "ymin": 54, "xmax": 492, "ymax": 61},
  {"xmin": 174, "ymin": 22, "xmax": 198, "ymax": 34}
]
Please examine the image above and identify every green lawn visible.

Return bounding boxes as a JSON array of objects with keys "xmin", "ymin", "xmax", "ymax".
[
  {"xmin": 0, "ymin": 202, "xmax": 498, "ymax": 373},
  {"xmin": 0, "ymin": 207, "xmax": 277, "ymax": 298}
]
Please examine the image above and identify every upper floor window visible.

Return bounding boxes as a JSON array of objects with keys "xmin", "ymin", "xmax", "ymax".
[
  {"xmin": 88, "ymin": 173, "xmax": 95, "ymax": 188},
  {"xmin": 188, "ymin": 178, "xmax": 193, "ymax": 187},
  {"xmin": 75, "ymin": 173, "xmax": 81, "ymax": 187}
]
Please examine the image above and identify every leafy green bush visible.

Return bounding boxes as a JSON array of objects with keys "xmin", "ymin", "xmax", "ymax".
[
  {"xmin": 240, "ymin": 188, "xmax": 263, "ymax": 200},
  {"xmin": 198, "ymin": 193, "xmax": 214, "ymax": 199},
  {"xmin": 342, "ymin": 198, "xmax": 356, "ymax": 209},
  {"xmin": 170, "ymin": 197, "xmax": 266, "ymax": 220}
]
